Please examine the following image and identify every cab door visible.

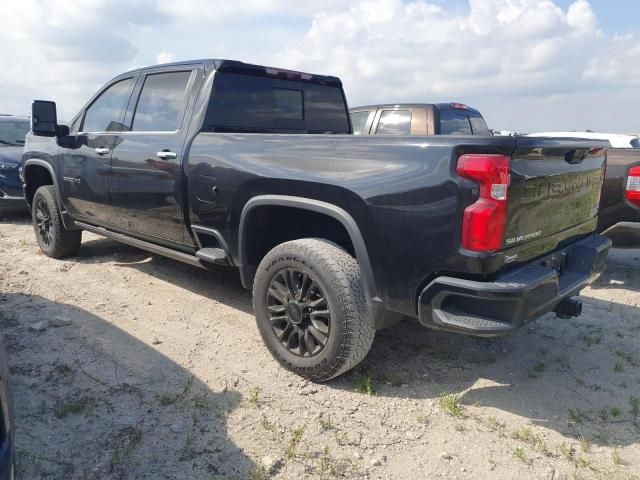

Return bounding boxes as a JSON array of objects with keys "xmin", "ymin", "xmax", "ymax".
[
  {"xmin": 109, "ymin": 67, "xmax": 201, "ymax": 246},
  {"xmin": 60, "ymin": 76, "xmax": 136, "ymax": 226}
]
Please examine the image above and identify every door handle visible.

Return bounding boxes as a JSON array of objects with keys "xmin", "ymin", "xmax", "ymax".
[
  {"xmin": 157, "ymin": 151, "xmax": 177, "ymax": 160},
  {"xmin": 95, "ymin": 147, "xmax": 111, "ymax": 155}
]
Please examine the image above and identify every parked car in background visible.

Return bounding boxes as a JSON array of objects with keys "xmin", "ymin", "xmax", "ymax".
[
  {"xmin": 23, "ymin": 59, "xmax": 610, "ymax": 381},
  {"xmin": 528, "ymin": 132, "xmax": 640, "ymax": 247},
  {"xmin": 0, "ymin": 334, "xmax": 14, "ymax": 480},
  {"xmin": 349, "ymin": 102, "xmax": 490, "ymax": 136},
  {"xmin": 0, "ymin": 115, "xmax": 30, "ymax": 212}
]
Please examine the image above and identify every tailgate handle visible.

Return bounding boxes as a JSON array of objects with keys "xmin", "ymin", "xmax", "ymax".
[{"xmin": 564, "ymin": 149, "xmax": 588, "ymax": 164}]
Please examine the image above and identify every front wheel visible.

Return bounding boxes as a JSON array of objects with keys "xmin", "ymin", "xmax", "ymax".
[
  {"xmin": 253, "ymin": 238, "xmax": 375, "ymax": 382},
  {"xmin": 31, "ymin": 185, "xmax": 82, "ymax": 258}
]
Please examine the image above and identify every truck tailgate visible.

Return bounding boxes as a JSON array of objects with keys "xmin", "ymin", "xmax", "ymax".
[{"xmin": 504, "ymin": 137, "xmax": 606, "ymax": 250}]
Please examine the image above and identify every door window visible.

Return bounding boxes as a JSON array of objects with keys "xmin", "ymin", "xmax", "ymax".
[
  {"xmin": 376, "ymin": 110, "xmax": 411, "ymax": 135},
  {"xmin": 82, "ymin": 77, "xmax": 135, "ymax": 133},
  {"xmin": 131, "ymin": 71, "xmax": 192, "ymax": 132}
]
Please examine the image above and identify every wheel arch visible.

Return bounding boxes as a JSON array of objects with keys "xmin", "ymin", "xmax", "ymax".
[
  {"xmin": 238, "ymin": 195, "xmax": 384, "ymax": 321},
  {"xmin": 23, "ymin": 159, "xmax": 78, "ymax": 230}
]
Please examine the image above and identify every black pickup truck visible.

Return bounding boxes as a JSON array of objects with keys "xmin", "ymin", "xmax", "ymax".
[
  {"xmin": 350, "ymin": 103, "xmax": 490, "ymax": 136},
  {"xmin": 23, "ymin": 59, "xmax": 610, "ymax": 381}
]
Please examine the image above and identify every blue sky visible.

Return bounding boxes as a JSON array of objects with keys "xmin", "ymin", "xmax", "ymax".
[{"xmin": 1, "ymin": 0, "xmax": 639, "ymax": 133}]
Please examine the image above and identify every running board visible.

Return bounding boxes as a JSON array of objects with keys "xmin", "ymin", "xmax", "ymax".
[{"xmin": 75, "ymin": 222, "xmax": 206, "ymax": 269}]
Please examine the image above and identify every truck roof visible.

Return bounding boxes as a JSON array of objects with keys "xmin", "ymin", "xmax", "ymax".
[
  {"xmin": 120, "ymin": 59, "xmax": 343, "ymax": 87},
  {"xmin": 350, "ymin": 103, "xmax": 482, "ymax": 115}
]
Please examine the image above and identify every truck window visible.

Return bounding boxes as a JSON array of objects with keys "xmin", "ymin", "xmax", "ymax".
[
  {"xmin": 82, "ymin": 77, "xmax": 135, "ymax": 133},
  {"xmin": 350, "ymin": 111, "xmax": 369, "ymax": 135},
  {"xmin": 468, "ymin": 113, "xmax": 490, "ymax": 135},
  {"xmin": 439, "ymin": 109, "xmax": 489, "ymax": 135},
  {"xmin": 439, "ymin": 109, "xmax": 472, "ymax": 135},
  {"xmin": 132, "ymin": 71, "xmax": 192, "ymax": 132},
  {"xmin": 376, "ymin": 110, "xmax": 411, "ymax": 135},
  {"xmin": 204, "ymin": 72, "xmax": 350, "ymax": 134}
]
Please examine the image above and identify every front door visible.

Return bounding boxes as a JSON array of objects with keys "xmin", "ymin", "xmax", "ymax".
[
  {"xmin": 110, "ymin": 69, "xmax": 197, "ymax": 245},
  {"xmin": 61, "ymin": 76, "xmax": 136, "ymax": 226}
]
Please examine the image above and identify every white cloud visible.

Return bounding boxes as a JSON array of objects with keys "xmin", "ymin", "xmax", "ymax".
[
  {"xmin": 156, "ymin": 51, "xmax": 175, "ymax": 64},
  {"xmin": 278, "ymin": 0, "xmax": 640, "ymax": 131},
  {"xmin": 0, "ymin": 0, "xmax": 639, "ymax": 132}
]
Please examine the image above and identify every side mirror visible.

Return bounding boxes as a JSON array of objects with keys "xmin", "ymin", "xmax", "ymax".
[{"xmin": 31, "ymin": 100, "xmax": 58, "ymax": 137}]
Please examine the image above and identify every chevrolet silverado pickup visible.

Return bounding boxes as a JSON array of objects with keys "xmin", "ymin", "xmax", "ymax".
[
  {"xmin": 528, "ymin": 131, "xmax": 640, "ymax": 247},
  {"xmin": 23, "ymin": 59, "xmax": 611, "ymax": 381},
  {"xmin": 349, "ymin": 102, "xmax": 490, "ymax": 136}
]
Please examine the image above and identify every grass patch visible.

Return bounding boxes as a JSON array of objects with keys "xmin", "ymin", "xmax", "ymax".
[
  {"xmin": 157, "ymin": 376, "xmax": 193, "ymax": 407},
  {"xmin": 513, "ymin": 447, "xmax": 530, "ymax": 464},
  {"xmin": 610, "ymin": 406, "xmax": 622, "ymax": 418},
  {"xmin": 318, "ymin": 414, "xmax": 333, "ymax": 431},
  {"xmin": 581, "ymin": 333, "xmax": 602, "ymax": 347},
  {"xmin": 568, "ymin": 408, "xmax": 586, "ymax": 424},
  {"xmin": 533, "ymin": 362, "xmax": 546, "ymax": 373},
  {"xmin": 612, "ymin": 448, "xmax": 624, "ymax": 465},
  {"xmin": 244, "ymin": 386, "xmax": 262, "ymax": 407},
  {"xmin": 54, "ymin": 396, "xmax": 95, "ymax": 418},
  {"xmin": 284, "ymin": 426, "xmax": 305, "ymax": 461},
  {"xmin": 247, "ymin": 465, "xmax": 269, "ymax": 480},
  {"xmin": 629, "ymin": 396, "xmax": 640, "ymax": 416},
  {"xmin": 439, "ymin": 393, "xmax": 463, "ymax": 417},
  {"xmin": 316, "ymin": 446, "xmax": 358, "ymax": 478},
  {"xmin": 416, "ymin": 413, "xmax": 430, "ymax": 425},
  {"xmin": 353, "ymin": 374, "xmax": 375, "ymax": 396},
  {"xmin": 578, "ymin": 435, "xmax": 590, "ymax": 453},
  {"xmin": 555, "ymin": 356, "xmax": 570, "ymax": 367},
  {"xmin": 111, "ymin": 427, "xmax": 143, "ymax": 465}
]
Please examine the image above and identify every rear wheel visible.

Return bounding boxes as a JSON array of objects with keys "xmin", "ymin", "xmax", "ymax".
[
  {"xmin": 32, "ymin": 185, "xmax": 82, "ymax": 258},
  {"xmin": 253, "ymin": 238, "xmax": 375, "ymax": 382}
]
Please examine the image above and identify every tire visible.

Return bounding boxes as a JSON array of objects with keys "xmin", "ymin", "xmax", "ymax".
[
  {"xmin": 31, "ymin": 185, "xmax": 82, "ymax": 258},
  {"xmin": 253, "ymin": 238, "xmax": 375, "ymax": 382}
]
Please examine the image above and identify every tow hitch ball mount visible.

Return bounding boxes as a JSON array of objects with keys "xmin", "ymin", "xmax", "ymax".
[{"xmin": 554, "ymin": 297, "xmax": 583, "ymax": 319}]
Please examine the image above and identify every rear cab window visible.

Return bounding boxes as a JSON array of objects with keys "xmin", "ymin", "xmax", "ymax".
[
  {"xmin": 439, "ymin": 107, "xmax": 489, "ymax": 136},
  {"xmin": 204, "ymin": 72, "xmax": 350, "ymax": 134}
]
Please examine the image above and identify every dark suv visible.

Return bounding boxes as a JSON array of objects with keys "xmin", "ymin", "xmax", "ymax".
[{"xmin": 0, "ymin": 115, "xmax": 30, "ymax": 212}]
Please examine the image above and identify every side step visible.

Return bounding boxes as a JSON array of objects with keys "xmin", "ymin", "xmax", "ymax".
[
  {"xmin": 76, "ymin": 221, "xmax": 206, "ymax": 269},
  {"xmin": 195, "ymin": 248, "xmax": 228, "ymax": 265}
]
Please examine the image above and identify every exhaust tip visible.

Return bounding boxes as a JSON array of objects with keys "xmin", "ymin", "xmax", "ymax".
[{"xmin": 554, "ymin": 297, "xmax": 583, "ymax": 319}]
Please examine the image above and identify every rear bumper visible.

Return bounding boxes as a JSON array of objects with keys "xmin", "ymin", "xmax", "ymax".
[
  {"xmin": 418, "ymin": 234, "xmax": 611, "ymax": 336},
  {"xmin": 601, "ymin": 221, "xmax": 640, "ymax": 248}
]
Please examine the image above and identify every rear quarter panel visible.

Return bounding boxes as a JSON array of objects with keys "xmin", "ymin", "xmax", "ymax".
[{"xmin": 187, "ymin": 133, "xmax": 516, "ymax": 315}]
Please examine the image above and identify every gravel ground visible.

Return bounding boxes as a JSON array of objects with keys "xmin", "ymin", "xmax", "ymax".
[{"xmin": 0, "ymin": 212, "xmax": 639, "ymax": 480}]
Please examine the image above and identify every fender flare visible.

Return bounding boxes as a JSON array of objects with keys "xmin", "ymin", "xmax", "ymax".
[
  {"xmin": 23, "ymin": 159, "xmax": 78, "ymax": 230},
  {"xmin": 238, "ymin": 195, "xmax": 385, "ymax": 322}
]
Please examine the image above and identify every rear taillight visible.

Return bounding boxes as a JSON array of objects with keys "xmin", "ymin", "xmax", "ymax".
[
  {"xmin": 626, "ymin": 165, "xmax": 640, "ymax": 207},
  {"xmin": 456, "ymin": 154, "xmax": 511, "ymax": 252}
]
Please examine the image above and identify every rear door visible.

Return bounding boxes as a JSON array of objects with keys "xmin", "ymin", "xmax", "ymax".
[{"xmin": 110, "ymin": 66, "xmax": 201, "ymax": 246}]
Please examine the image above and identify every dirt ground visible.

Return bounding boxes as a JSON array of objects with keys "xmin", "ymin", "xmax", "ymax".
[{"xmin": 0, "ymin": 212, "xmax": 639, "ymax": 480}]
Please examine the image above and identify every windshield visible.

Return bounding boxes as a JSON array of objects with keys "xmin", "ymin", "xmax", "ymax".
[{"xmin": 0, "ymin": 120, "xmax": 30, "ymax": 147}]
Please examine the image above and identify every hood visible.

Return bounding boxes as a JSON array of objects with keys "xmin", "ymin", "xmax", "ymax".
[{"xmin": 0, "ymin": 146, "xmax": 22, "ymax": 164}]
